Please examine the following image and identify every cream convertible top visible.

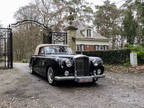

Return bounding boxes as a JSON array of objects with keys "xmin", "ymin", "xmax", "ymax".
[{"xmin": 34, "ymin": 44, "xmax": 69, "ymax": 55}]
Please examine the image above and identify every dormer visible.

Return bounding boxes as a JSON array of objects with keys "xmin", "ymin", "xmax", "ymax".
[
  {"xmin": 85, "ymin": 28, "xmax": 93, "ymax": 38},
  {"xmin": 87, "ymin": 29, "xmax": 91, "ymax": 37}
]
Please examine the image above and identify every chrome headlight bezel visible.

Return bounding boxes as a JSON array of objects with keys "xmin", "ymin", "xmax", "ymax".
[{"xmin": 65, "ymin": 59, "xmax": 72, "ymax": 67}]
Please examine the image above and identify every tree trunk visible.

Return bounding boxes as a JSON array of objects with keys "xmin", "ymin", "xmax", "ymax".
[{"xmin": 112, "ymin": 37, "xmax": 115, "ymax": 49}]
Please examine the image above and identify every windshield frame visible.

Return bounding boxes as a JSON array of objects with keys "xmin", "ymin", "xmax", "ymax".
[{"xmin": 44, "ymin": 46, "xmax": 74, "ymax": 55}]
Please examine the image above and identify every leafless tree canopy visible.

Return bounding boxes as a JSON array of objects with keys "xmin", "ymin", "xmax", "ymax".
[
  {"xmin": 13, "ymin": 0, "xmax": 93, "ymax": 61},
  {"xmin": 12, "ymin": 0, "xmax": 144, "ymax": 61}
]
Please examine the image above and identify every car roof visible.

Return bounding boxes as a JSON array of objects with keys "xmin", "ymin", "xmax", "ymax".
[{"xmin": 34, "ymin": 44, "xmax": 69, "ymax": 55}]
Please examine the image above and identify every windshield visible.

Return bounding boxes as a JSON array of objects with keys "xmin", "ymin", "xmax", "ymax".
[{"xmin": 45, "ymin": 46, "xmax": 74, "ymax": 55}]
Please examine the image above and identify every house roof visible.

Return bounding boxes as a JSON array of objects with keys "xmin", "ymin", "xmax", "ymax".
[
  {"xmin": 73, "ymin": 19, "xmax": 108, "ymax": 40},
  {"xmin": 93, "ymin": 31, "xmax": 107, "ymax": 39}
]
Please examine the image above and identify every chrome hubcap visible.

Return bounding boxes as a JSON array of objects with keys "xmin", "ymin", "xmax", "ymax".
[
  {"xmin": 48, "ymin": 67, "xmax": 54, "ymax": 84},
  {"xmin": 29, "ymin": 67, "xmax": 32, "ymax": 73}
]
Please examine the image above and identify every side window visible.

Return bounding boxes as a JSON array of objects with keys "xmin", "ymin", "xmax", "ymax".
[{"xmin": 39, "ymin": 47, "xmax": 45, "ymax": 55}]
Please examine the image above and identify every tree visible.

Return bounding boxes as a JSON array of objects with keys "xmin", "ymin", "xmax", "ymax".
[
  {"xmin": 136, "ymin": 2, "xmax": 144, "ymax": 46},
  {"xmin": 122, "ymin": 0, "xmax": 144, "ymax": 45},
  {"xmin": 64, "ymin": 0, "xmax": 93, "ymax": 22},
  {"xmin": 123, "ymin": 9, "xmax": 137, "ymax": 45},
  {"xmin": 34, "ymin": 0, "xmax": 93, "ymax": 31},
  {"xmin": 13, "ymin": 4, "xmax": 43, "ymax": 61},
  {"xmin": 13, "ymin": 0, "xmax": 94, "ymax": 61},
  {"xmin": 93, "ymin": 0, "xmax": 121, "ymax": 49},
  {"xmin": 0, "ymin": 24, "xmax": 3, "ymax": 58},
  {"xmin": 14, "ymin": 4, "xmax": 40, "ymax": 21}
]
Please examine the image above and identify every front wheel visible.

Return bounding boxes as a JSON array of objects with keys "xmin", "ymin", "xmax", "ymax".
[
  {"xmin": 47, "ymin": 67, "xmax": 56, "ymax": 85},
  {"xmin": 29, "ymin": 66, "xmax": 35, "ymax": 74}
]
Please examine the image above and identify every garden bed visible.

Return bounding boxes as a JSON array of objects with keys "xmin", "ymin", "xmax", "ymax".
[{"xmin": 105, "ymin": 64, "xmax": 144, "ymax": 73}]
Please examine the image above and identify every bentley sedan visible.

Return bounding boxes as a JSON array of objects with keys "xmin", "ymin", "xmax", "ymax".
[{"xmin": 29, "ymin": 44, "xmax": 105, "ymax": 85}]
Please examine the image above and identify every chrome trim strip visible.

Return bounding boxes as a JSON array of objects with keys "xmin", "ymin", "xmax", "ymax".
[
  {"xmin": 54, "ymin": 74, "xmax": 105, "ymax": 81},
  {"xmin": 73, "ymin": 55, "xmax": 88, "ymax": 59}
]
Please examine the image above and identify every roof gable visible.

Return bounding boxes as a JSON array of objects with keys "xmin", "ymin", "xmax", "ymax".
[{"xmin": 73, "ymin": 19, "xmax": 108, "ymax": 40}]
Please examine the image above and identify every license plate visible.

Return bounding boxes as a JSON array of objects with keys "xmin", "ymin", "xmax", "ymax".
[{"xmin": 77, "ymin": 77, "xmax": 93, "ymax": 83}]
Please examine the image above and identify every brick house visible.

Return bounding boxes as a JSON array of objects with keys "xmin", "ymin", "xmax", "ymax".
[{"xmin": 73, "ymin": 20, "xmax": 109, "ymax": 51}]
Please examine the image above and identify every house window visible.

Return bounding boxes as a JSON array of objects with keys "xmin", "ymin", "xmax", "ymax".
[
  {"xmin": 103, "ymin": 45, "xmax": 106, "ymax": 50},
  {"xmin": 77, "ymin": 45, "xmax": 80, "ymax": 51},
  {"xmin": 95, "ymin": 45, "xmax": 98, "ymax": 51},
  {"xmin": 95, "ymin": 45, "xmax": 100, "ymax": 51},
  {"xmin": 87, "ymin": 29, "xmax": 91, "ymax": 37},
  {"xmin": 77, "ymin": 44, "xmax": 84, "ymax": 51},
  {"xmin": 101, "ymin": 46, "xmax": 104, "ymax": 50},
  {"xmin": 104, "ymin": 45, "xmax": 108, "ymax": 50},
  {"xmin": 99, "ymin": 46, "xmax": 102, "ymax": 50},
  {"xmin": 81, "ymin": 45, "xmax": 84, "ymax": 51}
]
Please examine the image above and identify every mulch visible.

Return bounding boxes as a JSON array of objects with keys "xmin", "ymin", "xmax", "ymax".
[{"xmin": 105, "ymin": 65, "xmax": 144, "ymax": 73}]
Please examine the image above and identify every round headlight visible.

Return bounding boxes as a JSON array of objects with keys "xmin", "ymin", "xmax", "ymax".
[
  {"xmin": 65, "ymin": 59, "xmax": 72, "ymax": 67},
  {"xmin": 92, "ymin": 60, "xmax": 98, "ymax": 66}
]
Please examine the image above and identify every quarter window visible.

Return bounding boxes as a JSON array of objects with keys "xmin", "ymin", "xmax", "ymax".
[{"xmin": 39, "ymin": 47, "xmax": 45, "ymax": 55}]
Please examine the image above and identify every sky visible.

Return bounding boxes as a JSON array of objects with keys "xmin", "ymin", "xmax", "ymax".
[
  {"xmin": 0, "ymin": 0, "xmax": 32, "ymax": 27},
  {"xmin": 0, "ymin": 0, "xmax": 124, "ymax": 27}
]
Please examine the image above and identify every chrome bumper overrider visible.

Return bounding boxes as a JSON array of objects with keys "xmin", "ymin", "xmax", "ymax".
[{"xmin": 54, "ymin": 74, "xmax": 105, "ymax": 81}]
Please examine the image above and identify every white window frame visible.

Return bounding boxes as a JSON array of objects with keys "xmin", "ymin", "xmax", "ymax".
[{"xmin": 87, "ymin": 29, "xmax": 91, "ymax": 37}]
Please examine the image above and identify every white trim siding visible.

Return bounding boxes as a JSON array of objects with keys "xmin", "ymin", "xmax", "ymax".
[{"xmin": 76, "ymin": 40, "xmax": 109, "ymax": 46}]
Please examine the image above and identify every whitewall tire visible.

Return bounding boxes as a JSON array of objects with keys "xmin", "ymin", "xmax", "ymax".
[
  {"xmin": 29, "ymin": 67, "xmax": 35, "ymax": 74},
  {"xmin": 47, "ymin": 67, "xmax": 56, "ymax": 85}
]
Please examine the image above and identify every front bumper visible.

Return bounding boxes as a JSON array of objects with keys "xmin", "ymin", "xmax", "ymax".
[{"xmin": 54, "ymin": 74, "xmax": 105, "ymax": 81}]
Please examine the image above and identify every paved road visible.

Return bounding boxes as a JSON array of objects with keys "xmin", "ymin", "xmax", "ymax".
[{"xmin": 0, "ymin": 63, "xmax": 144, "ymax": 108}]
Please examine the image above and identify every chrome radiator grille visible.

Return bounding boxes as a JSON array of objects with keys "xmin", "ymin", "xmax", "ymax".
[{"xmin": 75, "ymin": 56, "xmax": 89, "ymax": 76}]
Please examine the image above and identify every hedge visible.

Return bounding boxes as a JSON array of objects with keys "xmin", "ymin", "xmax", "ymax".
[
  {"xmin": 76, "ymin": 49, "xmax": 131, "ymax": 64},
  {"xmin": 137, "ymin": 52, "xmax": 144, "ymax": 64}
]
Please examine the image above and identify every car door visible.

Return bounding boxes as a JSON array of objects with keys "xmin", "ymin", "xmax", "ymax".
[
  {"xmin": 30, "ymin": 56, "xmax": 39, "ymax": 73},
  {"xmin": 38, "ymin": 47, "xmax": 46, "ymax": 76}
]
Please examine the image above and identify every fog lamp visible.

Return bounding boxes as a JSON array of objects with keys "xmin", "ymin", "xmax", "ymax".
[
  {"xmin": 64, "ymin": 71, "xmax": 69, "ymax": 76},
  {"xmin": 93, "ymin": 70, "xmax": 96, "ymax": 76},
  {"xmin": 97, "ymin": 69, "xmax": 102, "ymax": 75},
  {"xmin": 94, "ymin": 69, "xmax": 102, "ymax": 75}
]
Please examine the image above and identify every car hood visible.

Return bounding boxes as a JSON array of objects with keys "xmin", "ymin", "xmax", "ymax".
[
  {"xmin": 48, "ymin": 54, "xmax": 80, "ymax": 59},
  {"xmin": 46, "ymin": 54, "xmax": 102, "ymax": 61}
]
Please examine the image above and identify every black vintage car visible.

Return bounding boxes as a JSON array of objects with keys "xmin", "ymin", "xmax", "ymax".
[{"xmin": 29, "ymin": 44, "xmax": 105, "ymax": 85}]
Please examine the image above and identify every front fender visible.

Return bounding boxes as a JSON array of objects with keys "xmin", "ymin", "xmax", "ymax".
[{"xmin": 89, "ymin": 57, "xmax": 104, "ymax": 66}]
